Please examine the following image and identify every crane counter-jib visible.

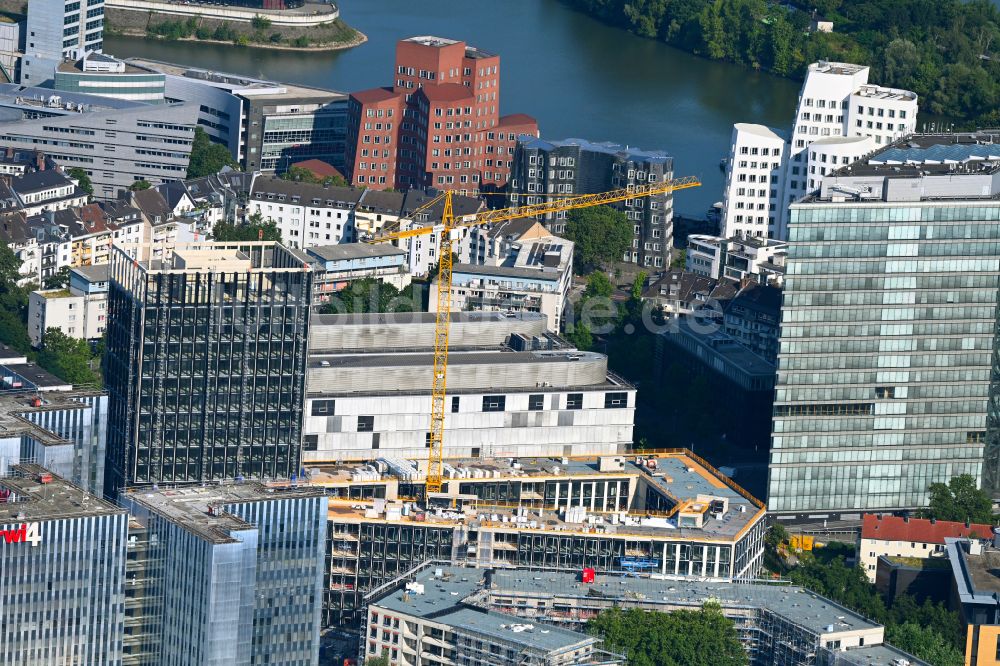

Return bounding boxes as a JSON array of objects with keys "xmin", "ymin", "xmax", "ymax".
[{"xmin": 367, "ymin": 176, "xmax": 701, "ymax": 496}]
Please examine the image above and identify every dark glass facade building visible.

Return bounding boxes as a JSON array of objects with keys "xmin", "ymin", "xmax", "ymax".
[{"xmin": 104, "ymin": 242, "xmax": 312, "ymax": 497}]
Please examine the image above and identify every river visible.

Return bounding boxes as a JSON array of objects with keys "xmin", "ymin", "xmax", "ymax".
[{"xmin": 105, "ymin": 0, "xmax": 801, "ymax": 216}]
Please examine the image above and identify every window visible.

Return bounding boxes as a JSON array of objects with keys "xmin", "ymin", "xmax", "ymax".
[
  {"xmin": 482, "ymin": 395, "xmax": 505, "ymax": 412},
  {"xmin": 605, "ymin": 392, "xmax": 627, "ymax": 408},
  {"xmin": 311, "ymin": 399, "xmax": 334, "ymax": 416},
  {"xmin": 451, "ymin": 396, "xmax": 460, "ymax": 413},
  {"xmin": 303, "ymin": 435, "xmax": 318, "ymax": 451},
  {"xmin": 358, "ymin": 416, "xmax": 375, "ymax": 432},
  {"xmin": 566, "ymin": 393, "xmax": 583, "ymax": 410},
  {"xmin": 528, "ymin": 394, "xmax": 544, "ymax": 411}
]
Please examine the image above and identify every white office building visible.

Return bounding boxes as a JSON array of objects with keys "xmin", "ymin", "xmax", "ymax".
[
  {"xmin": 302, "ymin": 312, "xmax": 635, "ymax": 463},
  {"xmin": 22, "ymin": 0, "xmax": 104, "ymax": 85},
  {"xmin": 721, "ymin": 61, "xmax": 918, "ymax": 240}
]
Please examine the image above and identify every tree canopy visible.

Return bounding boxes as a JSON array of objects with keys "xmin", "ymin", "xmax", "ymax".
[
  {"xmin": 67, "ymin": 168, "xmax": 93, "ymax": 197},
  {"xmin": 786, "ymin": 548, "xmax": 963, "ymax": 666},
  {"xmin": 212, "ymin": 213, "xmax": 282, "ymax": 243},
  {"xmin": 587, "ymin": 605, "xmax": 747, "ymax": 666},
  {"xmin": 563, "ymin": 206, "xmax": 633, "ymax": 272},
  {"xmin": 37, "ymin": 329, "xmax": 102, "ymax": 387},
  {"xmin": 128, "ymin": 180, "xmax": 151, "ymax": 192},
  {"xmin": 321, "ymin": 278, "xmax": 419, "ymax": 314},
  {"xmin": 187, "ymin": 127, "xmax": 238, "ymax": 179},
  {"xmin": 281, "ymin": 165, "xmax": 348, "ymax": 188},
  {"xmin": 925, "ymin": 474, "xmax": 994, "ymax": 525},
  {"xmin": 564, "ymin": 0, "xmax": 1000, "ymax": 122}
]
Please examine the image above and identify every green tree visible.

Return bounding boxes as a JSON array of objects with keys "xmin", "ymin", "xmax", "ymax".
[
  {"xmin": 187, "ymin": 126, "xmax": 238, "ymax": 179},
  {"xmin": 321, "ymin": 278, "xmax": 415, "ymax": 314},
  {"xmin": 67, "ymin": 168, "xmax": 93, "ymax": 197},
  {"xmin": 566, "ymin": 321, "xmax": 593, "ymax": 351},
  {"xmin": 37, "ymin": 329, "xmax": 101, "ymax": 387},
  {"xmin": 367, "ymin": 654, "xmax": 389, "ymax": 666},
  {"xmin": 563, "ymin": 206, "xmax": 633, "ymax": 272},
  {"xmin": 281, "ymin": 165, "xmax": 348, "ymax": 187},
  {"xmin": 212, "ymin": 213, "xmax": 282, "ymax": 243},
  {"xmin": 129, "ymin": 180, "xmax": 151, "ymax": 192},
  {"xmin": 584, "ymin": 272, "xmax": 614, "ymax": 299},
  {"xmin": 885, "ymin": 624, "xmax": 962, "ymax": 666},
  {"xmin": 588, "ymin": 605, "xmax": 748, "ymax": 666},
  {"xmin": 43, "ymin": 266, "xmax": 70, "ymax": 290},
  {"xmin": 926, "ymin": 474, "xmax": 994, "ymax": 524},
  {"xmin": 251, "ymin": 14, "xmax": 272, "ymax": 30}
]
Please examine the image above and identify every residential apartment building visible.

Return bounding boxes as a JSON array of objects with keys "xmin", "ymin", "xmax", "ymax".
[
  {"xmin": 305, "ymin": 244, "xmax": 411, "ymax": 306},
  {"xmin": 437, "ymin": 219, "xmax": 573, "ymax": 331},
  {"xmin": 769, "ymin": 132, "xmax": 1000, "ymax": 520},
  {"xmin": 0, "ymin": 465, "xmax": 127, "ymax": 665},
  {"xmin": 103, "ymin": 242, "xmax": 312, "ymax": 497},
  {"xmin": 721, "ymin": 61, "xmax": 918, "ymax": 240},
  {"xmin": 318, "ymin": 450, "xmax": 766, "ymax": 627},
  {"xmin": 120, "ymin": 482, "xmax": 326, "ymax": 666},
  {"xmin": 21, "ymin": 0, "xmax": 105, "ymax": 85},
  {"xmin": 11, "ymin": 170, "xmax": 88, "ymax": 216},
  {"xmin": 719, "ymin": 123, "xmax": 787, "ymax": 240},
  {"xmin": 248, "ymin": 175, "xmax": 363, "ymax": 247},
  {"xmin": 303, "ymin": 312, "xmax": 635, "ymax": 464},
  {"xmin": 346, "ymin": 36, "xmax": 539, "ymax": 193},
  {"xmin": 509, "ymin": 137, "xmax": 674, "ymax": 269},
  {"xmin": 859, "ymin": 514, "xmax": 992, "ymax": 582},
  {"xmin": 686, "ymin": 233, "xmax": 786, "ymax": 286},
  {"xmin": 28, "ymin": 264, "xmax": 109, "ymax": 347},
  {"xmin": 0, "ymin": 85, "xmax": 199, "ymax": 198}
]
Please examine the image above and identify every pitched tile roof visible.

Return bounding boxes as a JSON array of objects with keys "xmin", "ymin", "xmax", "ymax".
[{"xmin": 861, "ymin": 514, "xmax": 993, "ymax": 543}]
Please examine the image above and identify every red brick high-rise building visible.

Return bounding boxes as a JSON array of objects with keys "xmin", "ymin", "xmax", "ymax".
[{"xmin": 346, "ymin": 36, "xmax": 539, "ymax": 194}]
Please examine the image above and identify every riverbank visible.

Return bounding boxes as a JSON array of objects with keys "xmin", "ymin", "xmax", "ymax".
[
  {"xmin": 558, "ymin": 0, "xmax": 998, "ymax": 124},
  {"xmin": 105, "ymin": 7, "xmax": 364, "ymax": 50}
]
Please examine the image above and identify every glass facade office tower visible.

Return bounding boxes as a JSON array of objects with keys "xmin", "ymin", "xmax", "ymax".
[
  {"xmin": 0, "ymin": 464, "xmax": 127, "ymax": 664},
  {"xmin": 104, "ymin": 242, "xmax": 312, "ymax": 497},
  {"xmin": 120, "ymin": 483, "xmax": 326, "ymax": 666},
  {"xmin": 769, "ymin": 134, "xmax": 1000, "ymax": 517}
]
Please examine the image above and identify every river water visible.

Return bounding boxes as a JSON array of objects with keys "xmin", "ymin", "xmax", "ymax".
[{"xmin": 105, "ymin": 0, "xmax": 801, "ymax": 215}]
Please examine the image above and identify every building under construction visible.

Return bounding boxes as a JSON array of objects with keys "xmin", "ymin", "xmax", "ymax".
[{"xmin": 310, "ymin": 450, "xmax": 766, "ymax": 628}]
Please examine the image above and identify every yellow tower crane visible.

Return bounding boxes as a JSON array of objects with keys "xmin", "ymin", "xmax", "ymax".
[{"xmin": 370, "ymin": 176, "xmax": 701, "ymax": 494}]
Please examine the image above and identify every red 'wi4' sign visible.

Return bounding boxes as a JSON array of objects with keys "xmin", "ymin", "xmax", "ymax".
[{"xmin": 1, "ymin": 523, "xmax": 41, "ymax": 546}]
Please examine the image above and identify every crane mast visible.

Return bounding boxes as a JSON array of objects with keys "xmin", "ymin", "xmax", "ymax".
[{"xmin": 371, "ymin": 176, "xmax": 701, "ymax": 496}]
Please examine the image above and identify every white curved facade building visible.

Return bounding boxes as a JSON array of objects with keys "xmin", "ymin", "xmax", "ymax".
[{"xmin": 721, "ymin": 61, "xmax": 918, "ymax": 241}]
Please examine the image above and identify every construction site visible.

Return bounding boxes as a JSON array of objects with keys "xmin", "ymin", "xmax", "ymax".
[{"xmin": 301, "ymin": 450, "xmax": 767, "ymax": 627}]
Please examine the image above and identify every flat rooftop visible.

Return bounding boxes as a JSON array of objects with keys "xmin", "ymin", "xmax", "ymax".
[
  {"xmin": 1, "ymin": 363, "xmax": 73, "ymax": 391},
  {"xmin": 488, "ymin": 569, "xmax": 881, "ymax": 638},
  {"xmin": 124, "ymin": 58, "xmax": 344, "ymax": 99},
  {"xmin": 373, "ymin": 566, "xmax": 595, "ymax": 654},
  {"xmin": 308, "ymin": 349, "xmax": 603, "ymax": 369},
  {"xmin": 124, "ymin": 482, "xmax": 323, "ymax": 545},
  {"xmin": 311, "ymin": 311, "xmax": 546, "ymax": 327},
  {"xmin": 307, "ymin": 243, "xmax": 406, "ymax": 262},
  {"xmin": 112, "ymin": 242, "xmax": 308, "ymax": 275},
  {"xmin": 0, "ymin": 464, "xmax": 123, "ymax": 522},
  {"xmin": 664, "ymin": 318, "xmax": 776, "ymax": 377},
  {"xmin": 519, "ymin": 137, "xmax": 671, "ymax": 164}
]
